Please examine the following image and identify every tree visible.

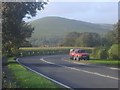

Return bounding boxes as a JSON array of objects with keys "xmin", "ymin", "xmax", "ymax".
[
  {"xmin": 61, "ymin": 32, "xmax": 80, "ymax": 46},
  {"xmin": 2, "ymin": 2, "xmax": 47, "ymax": 56},
  {"xmin": 108, "ymin": 44, "xmax": 119, "ymax": 59},
  {"xmin": 75, "ymin": 32, "xmax": 101, "ymax": 47},
  {"xmin": 104, "ymin": 31, "xmax": 115, "ymax": 46},
  {"xmin": 114, "ymin": 20, "xmax": 120, "ymax": 44},
  {"xmin": 105, "ymin": 21, "xmax": 120, "ymax": 46}
]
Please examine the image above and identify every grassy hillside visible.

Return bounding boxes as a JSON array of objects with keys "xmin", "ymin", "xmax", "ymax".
[
  {"xmin": 28, "ymin": 16, "xmax": 113, "ymax": 46},
  {"xmin": 29, "ymin": 16, "xmax": 113, "ymax": 39}
]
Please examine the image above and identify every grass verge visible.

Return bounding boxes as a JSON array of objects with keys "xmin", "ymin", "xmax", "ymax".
[
  {"xmin": 65, "ymin": 57, "xmax": 119, "ymax": 67},
  {"xmin": 7, "ymin": 57, "xmax": 63, "ymax": 88},
  {"xmin": 87, "ymin": 59, "xmax": 120, "ymax": 67}
]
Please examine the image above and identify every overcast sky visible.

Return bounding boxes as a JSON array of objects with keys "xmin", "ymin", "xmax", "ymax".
[{"xmin": 24, "ymin": 2, "xmax": 118, "ymax": 24}]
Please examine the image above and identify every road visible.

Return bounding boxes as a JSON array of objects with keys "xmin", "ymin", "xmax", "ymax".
[{"xmin": 18, "ymin": 55, "xmax": 118, "ymax": 88}]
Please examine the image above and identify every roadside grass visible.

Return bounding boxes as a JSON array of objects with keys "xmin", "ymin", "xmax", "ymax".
[
  {"xmin": 7, "ymin": 57, "xmax": 63, "ymax": 88},
  {"xmin": 65, "ymin": 57, "xmax": 119, "ymax": 67},
  {"xmin": 87, "ymin": 59, "xmax": 119, "ymax": 67}
]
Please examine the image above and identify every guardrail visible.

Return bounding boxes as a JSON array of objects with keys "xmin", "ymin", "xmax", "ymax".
[{"xmin": 19, "ymin": 47, "xmax": 94, "ymax": 57}]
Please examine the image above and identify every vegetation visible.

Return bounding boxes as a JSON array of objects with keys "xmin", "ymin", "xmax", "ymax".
[
  {"xmin": 2, "ymin": 72, "xmax": 7, "ymax": 88},
  {"xmin": 6, "ymin": 57, "xmax": 61, "ymax": 88},
  {"xmin": 108, "ymin": 44, "xmax": 119, "ymax": 59},
  {"xmin": 20, "ymin": 20, "xmax": 119, "ymax": 60},
  {"xmin": 2, "ymin": 2, "xmax": 47, "ymax": 56},
  {"xmin": 2, "ymin": 2, "xmax": 119, "ymax": 89},
  {"xmin": 91, "ymin": 47, "xmax": 109, "ymax": 59},
  {"xmin": 93, "ymin": 21, "xmax": 119, "ymax": 60},
  {"xmin": 61, "ymin": 20, "xmax": 119, "ymax": 60},
  {"xmin": 29, "ymin": 36, "xmax": 63, "ymax": 47},
  {"xmin": 19, "ymin": 47, "xmax": 94, "ymax": 57},
  {"xmin": 86, "ymin": 59, "xmax": 119, "ymax": 67},
  {"xmin": 61, "ymin": 32, "xmax": 81, "ymax": 46},
  {"xmin": 61, "ymin": 32, "xmax": 103, "ymax": 47},
  {"xmin": 28, "ymin": 16, "xmax": 113, "ymax": 46}
]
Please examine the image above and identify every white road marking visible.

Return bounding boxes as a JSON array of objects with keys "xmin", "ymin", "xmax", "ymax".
[
  {"xmin": 62, "ymin": 58, "xmax": 120, "ymax": 70},
  {"xmin": 110, "ymin": 67, "xmax": 120, "ymax": 70},
  {"xmin": 63, "ymin": 59, "xmax": 87, "ymax": 65},
  {"xmin": 40, "ymin": 58, "xmax": 55, "ymax": 64},
  {"xmin": 16, "ymin": 58, "xmax": 72, "ymax": 89},
  {"xmin": 40, "ymin": 58, "xmax": 119, "ymax": 80}
]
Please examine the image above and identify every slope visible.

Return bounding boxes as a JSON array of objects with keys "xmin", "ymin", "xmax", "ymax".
[{"xmin": 29, "ymin": 16, "xmax": 113, "ymax": 39}]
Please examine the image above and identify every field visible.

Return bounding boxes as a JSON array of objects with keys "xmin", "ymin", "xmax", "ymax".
[{"xmin": 19, "ymin": 47, "xmax": 95, "ymax": 57}]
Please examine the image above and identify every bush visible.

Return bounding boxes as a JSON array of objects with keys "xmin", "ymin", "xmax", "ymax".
[
  {"xmin": 91, "ymin": 48, "xmax": 98, "ymax": 59},
  {"xmin": 11, "ymin": 47, "xmax": 20, "ymax": 57},
  {"xmin": 97, "ymin": 49, "xmax": 108, "ymax": 59},
  {"xmin": 91, "ymin": 47, "xmax": 108, "ymax": 59},
  {"xmin": 108, "ymin": 44, "xmax": 119, "ymax": 59}
]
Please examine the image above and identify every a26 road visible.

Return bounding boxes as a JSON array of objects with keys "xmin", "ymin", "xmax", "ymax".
[{"xmin": 18, "ymin": 55, "xmax": 118, "ymax": 88}]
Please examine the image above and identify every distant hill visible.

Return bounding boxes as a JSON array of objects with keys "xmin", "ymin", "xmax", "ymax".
[
  {"xmin": 29, "ymin": 16, "xmax": 113, "ymax": 39},
  {"xmin": 28, "ymin": 16, "xmax": 113, "ymax": 46}
]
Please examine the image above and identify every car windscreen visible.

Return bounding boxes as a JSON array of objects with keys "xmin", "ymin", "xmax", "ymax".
[{"xmin": 76, "ymin": 50, "xmax": 86, "ymax": 53}]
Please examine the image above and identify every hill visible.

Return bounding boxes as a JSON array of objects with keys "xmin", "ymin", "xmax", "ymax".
[{"xmin": 28, "ymin": 16, "xmax": 113, "ymax": 46}]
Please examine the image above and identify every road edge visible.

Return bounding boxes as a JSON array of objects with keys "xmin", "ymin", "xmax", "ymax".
[
  {"xmin": 16, "ymin": 58, "xmax": 72, "ymax": 89},
  {"xmin": 62, "ymin": 57, "xmax": 120, "ymax": 70}
]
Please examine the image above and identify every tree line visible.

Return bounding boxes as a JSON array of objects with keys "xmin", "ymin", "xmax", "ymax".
[
  {"xmin": 61, "ymin": 22, "xmax": 118, "ymax": 47},
  {"xmin": 61, "ymin": 32, "xmax": 101, "ymax": 47},
  {"xmin": 28, "ymin": 36, "xmax": 63, "ymax": 47},
  {"xmin": 61, "ymin": 21, "xmax": 119, "ymax": 60}
]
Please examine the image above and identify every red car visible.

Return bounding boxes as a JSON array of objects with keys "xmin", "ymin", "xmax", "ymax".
[{"xmin": 70, "ymin": 49, "xmax": 89, "ymax": 60}]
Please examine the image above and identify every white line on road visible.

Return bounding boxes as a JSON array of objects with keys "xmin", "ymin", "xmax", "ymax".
[
  {"xmin": 16, "ymin": 58, "xmax": 72, "ymax": 89},
  {"xmin": 62, "ymin": 58, "xmax": 120, "ymax": 70},
  {"xmin": 40, "ymin": 58, "xmax": 118, "ymax": 80},
  {"xmin": 110, "ymin": 67, "xmax": 120, "ymax": 70}
]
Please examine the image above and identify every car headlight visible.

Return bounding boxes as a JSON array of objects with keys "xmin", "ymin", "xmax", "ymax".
[{"xmin": 78, "ymin": 55, "xmax": 82, "ymax": 57}]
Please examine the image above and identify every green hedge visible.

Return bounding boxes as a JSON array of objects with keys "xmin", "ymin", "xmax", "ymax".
[
  {"xmin": 97, "ymin": 49, "xmax": 108, "ymax": 59},
  {"xmin": 19, "ymin": 48, "xmax": 92, "ymax": 57},
  {"xmin": 91, "ymin": 44, "xmax": 119, "ymax": 60},
  {"xmin": 108, "ymin": 44, "xmax": 119, "ymax": 59},
  {"xmin": 20, "ymin": 49, "xmax": 70, "ymax": 57},
  {"xmin": 91, "ymin": 48, "xmax": 108, "ymax": 59}
]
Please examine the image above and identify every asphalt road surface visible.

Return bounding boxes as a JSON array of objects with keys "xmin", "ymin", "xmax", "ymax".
[{"xmin": 18, "ymin": 55, "xmax": 119, "ymax": 88}]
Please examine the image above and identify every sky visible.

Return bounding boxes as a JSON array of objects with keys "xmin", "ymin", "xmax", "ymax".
[{"xmin": 24, "ymin": 1, "xmax": 118, "ymax": 24}]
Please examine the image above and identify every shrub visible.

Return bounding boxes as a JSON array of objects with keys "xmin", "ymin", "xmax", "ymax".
[
  {"xmin": 11, "ymin": 47, "xmax": 20, "ymax": 57},
  {"xmin": 91, "ymin": 47, "xmax": 108, "ymax": 59},
  {"xmin": 97, "ymin": 49, "xmax": 108, "ymax": 59},
  {"xmin": 108, "ymin": 44, "xmax": 119, "ymax": 59}
]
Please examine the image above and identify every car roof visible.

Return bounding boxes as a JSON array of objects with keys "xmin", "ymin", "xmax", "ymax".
[{"xmin": 74, "ymin": 49, "xmax": 84, "ymax": 51}]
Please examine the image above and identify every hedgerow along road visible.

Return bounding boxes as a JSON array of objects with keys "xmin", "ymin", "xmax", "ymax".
[{"xmin": 17, "ymin": 55, "xmax": 118, "ymax": 88}]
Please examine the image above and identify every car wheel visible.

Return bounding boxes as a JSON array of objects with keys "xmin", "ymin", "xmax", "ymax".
[
  {"xmin": 76, "ymin": 56, "xmax": 80, "ymax": 61},
  {"xmin": 73, "ymin": 56, "xmax": 76, "ymax": 60},
  {"xmin": 87, "ymin": 56, "xmax": 89, "ymax": 60}
]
